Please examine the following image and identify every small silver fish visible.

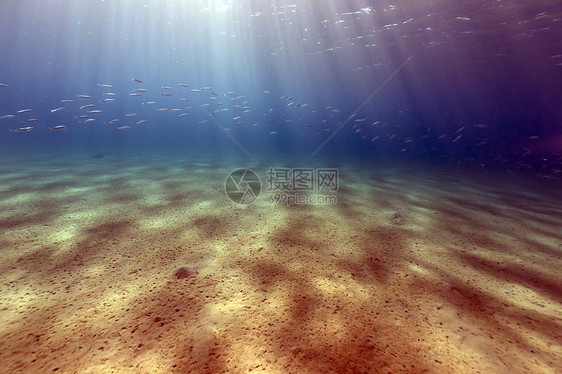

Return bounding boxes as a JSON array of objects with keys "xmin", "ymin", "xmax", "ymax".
[
  {"xmin": 117, "ymin": 126, "xmax": 131, "ymax": 130},
  {"xmin": 0, "ymin": 114, "xmax": 15, "ymax": 120},
  {"xmin": 61, "ymin": 99, "xmax": 75, "ymax": 104},
  {"xmin": 98, "ymin": 84, "xmax": 114, "ymax": 88},
  {"xmin": 22, "ymin": 118, "xmax": 39, "ymax": 123},
  {"xmin": 11, "ymin": 126, "xmax": 33, "ymax": 132},
  {"xmin": 125, "ymin": 113, "xmax": 138, "ymax": 117},
  {"xmin": 132, "ymin": 78, "xmax": 143, "ymax": 83},
  {"xmin": 80, "ymin": 104, "xmax": 95, "ymax": 110},
  {"xmin": 17, "ymin": 109, "xmax": 33, "ymax": 114},
  {"xmin": 49, "ymin": 125, "xmax": 67, "ymax": 130},
  {"xmin": 51, "ymin": 107, "xmax": 65, "ymax": 113},
  {"xmin": 77, "ymin": 95, "xmax": 92, "ymax": 99},
  {"xmin": 0, "ymin": 83, "xmax": 9, "ymax": 88}
]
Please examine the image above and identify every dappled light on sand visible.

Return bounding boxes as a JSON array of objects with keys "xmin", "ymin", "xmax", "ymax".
[{"xmin": 1, "ymin": 155, "xmax": 560, "ymax": 373}]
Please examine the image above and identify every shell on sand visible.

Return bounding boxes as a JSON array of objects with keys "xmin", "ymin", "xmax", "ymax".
[{"xmin": 171, "ymin": 265, "xmax": 196, "ymax": 279}]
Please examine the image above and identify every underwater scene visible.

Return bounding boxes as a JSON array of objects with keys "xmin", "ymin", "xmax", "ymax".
[{"xmin": 1, "ymin": 1, "xmax": 561, "ymax": 373}]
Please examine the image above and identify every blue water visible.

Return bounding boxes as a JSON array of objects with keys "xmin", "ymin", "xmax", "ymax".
[{"xmin": 1, "ymin": 0, "xmax": 561, "ymax": 178}]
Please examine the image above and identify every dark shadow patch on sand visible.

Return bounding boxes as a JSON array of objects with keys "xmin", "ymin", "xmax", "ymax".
[
  {"xmin": 248, "ymin": 262, "xmax": 289, "ymax": 292},
  {"xmin": 224, "ymin": 211, "xmax": 440, "ymax": 373},
  {"xmin": 331, "ymin": 184, "xmax": 365, "ymax": 220},
  {"xmin": 335, "ymin": 226, "xmax": 408, "ymax": 284},
  {"xmin": 120, "ymin": 269, "xmax": 228, "ymax": 372},
  {"xmin": 260, "ymin": 267, "xmax": 436, "ymax": 373},
  {"xmin": 2, "ymin": 246, "xmax": 56, "ymax": 275},
  {"xmin": 191, "ymin": 216, "xmax": 230, "ymax": 238},
  {"xmin": 416, "ymin": 261, "xmax": 561, "ymax": 368},
  {"xmin": 426, "ymin": 196, "xmax": 562, "ymax": 261},
  {"xmin": 517, "ymin": 236, "xmax": 562, "ymax": 259},
  {"xmin": 35, "ymin": 219, "xmax": 136, "ymax": 281},
  {"xmin": 0, "ymin": 217, "xmax": 144, "ymax": 372},
  {"xmin": 0, "ymin": 202, "xmax": 63, "ymax": 229},
  {"xmin": 105, "ymin": 190, "xmax": 142, "ymax": 204},
  {"xmin": 267, "ymin": 215, "xmax": 326, "ymax": 251},
  {"xmin": 458, "ymin": 252, "xmax": 562, "ymax": 303}
]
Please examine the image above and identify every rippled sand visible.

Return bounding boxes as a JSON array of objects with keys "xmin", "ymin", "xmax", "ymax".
[{"xmin": 1, "ymin": 153, "xmax": 560, "ymax": 373}]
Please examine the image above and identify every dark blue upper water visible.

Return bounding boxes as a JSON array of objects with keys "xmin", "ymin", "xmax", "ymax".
[{"xmin": 1, "ymin": 0, "xmax": 561, "ymax": 178}]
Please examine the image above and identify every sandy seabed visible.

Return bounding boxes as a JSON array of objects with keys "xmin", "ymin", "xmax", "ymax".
[{"xmin": 0, "ymin": 153, "xmax": 561, "ymax": 373}]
